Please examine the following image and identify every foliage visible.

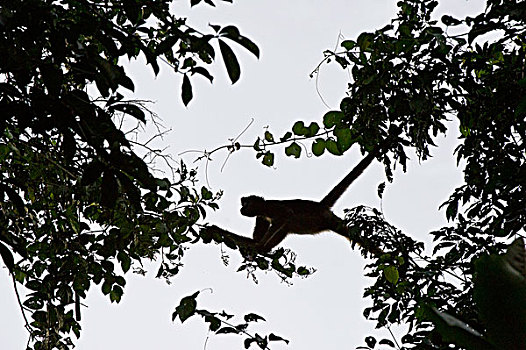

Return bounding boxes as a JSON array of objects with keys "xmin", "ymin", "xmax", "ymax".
[
  {"xmin": 427, "ymin": 238, "xmax": 526, "ymax": 350},
  {"xmin": 281, "ymin": 0, "xmax": 524, "ymax": 348},
  {"xmin": 0, "ymin": 0, "xmax": 256, "ymax": 348},
  {"xmin": 196, "ymin": 0, "xmax": 525, "ymax": 348},
  {"xmin": 172, "ymin": 290, "xmax": 289, "ymax": 350},
  {"xmin": 1, "ymin": 0, "xmax": 526, "ymax": 349}
]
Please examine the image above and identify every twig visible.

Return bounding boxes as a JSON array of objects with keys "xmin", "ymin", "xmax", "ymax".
[{"xmin": 12, "ymin": 275, "xmax": 35, "ymax": 337}]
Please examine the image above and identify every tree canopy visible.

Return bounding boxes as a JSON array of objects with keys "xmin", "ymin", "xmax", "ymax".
[{"xmin": 1, "ymin": 0, "xmax": 525, "ymax": 349}]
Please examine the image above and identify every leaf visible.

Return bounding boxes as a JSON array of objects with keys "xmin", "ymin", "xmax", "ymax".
[
  {"xmin": 312, "ymin": 139, "xmax": 325, "ymax": 156},
  {"xmin": 425, "ymin": 307, "xmax": 493, "ymax": 350},
  {"xmin": 326, "ymin": 139, "xmax": 342, "ymax": 155},
  {"xmin": 219, "ymin": 25, "xmax": 260, "ymax": 58},
  {"xmin": 441, "ymin": 15, "xmax": 462, "ymax": 26},
  {"xmin": 261, "ymin": 152, "xmax": 274, "ymax": 166},
  {"xmin": 474, "ymin": 252, "xmax": 526, "ymax": 349},
  {"xmin": 201, "ymin": 186, "xmax": 213, "ymax": 200},
  {"xmin": 505, "ymin": 238, "xmax": 526, "ymax": 278},
  {"xmin": 218, "ymin": 39, "xmax": 240, "ymax": 84},
  {"xmin": 0, "ymin": 241, "xmax": 14, "ymax": 272},
  {"xmin": 264, "ymin": 131, "xmax": 274, "ymax": 142},
  {"xmin": 1, "ymin": 184, "xmax": 25, "ymax": 213},
  {"xmin": 204, "ymin": 314, "xmax": 221, "ymax": 331},
  {"xmin": 357, "ymin": 32, "xmax": 374, "ymax": 51},
  {"xmin": 117, "ymin": 251, "xmax": 131, "ymax": 273},
  {"xmin": 377, "ymin": 182, "xmax": 385, "ymax": 199},
  {"xmin": 253, "ymin": 137, "xmax": 262, "ymax": 151},
  {"xmin": 110, "ymin": 285, "xmax": 123, "ymax": 303},
  {"xmin": 81, "ymin": 160, "xmax": 104, "ymax": 186},
  {"xmin": 292, "ymin": 121, "xmax": 309, "ymax": 136},
  {"xmin": 446, "ymin": 200, "xmax": 458, "ymax": 221},
  {"xmin": 307, "ymin": 122, "xmax": 320, "ymax": 136},
  {"xmin": 365, "ymin": 336, "xmax": 376, "ymax": 348},
  {"xmin": 216, "ymin": 326, "xmax": 238, "ymax": 334},
  {"xmin": 323, "ymin": 111, "xmax": 344, "ymax": 128},
  {"xmin": 297, "ymin": 266, "xmax": 311, "ymax": 276},
  {"xmin": 379, "ymin": 339, "xmax": 396, "ymax": 347},
  {"xmin": 269, "ymin": 333, "xmax": 289, "ymax": 344},
  {"xmin": 110, "ymin": 103, "xmax": 146, "ymax": 122},
  {"xmin": 280, "ymin": 131, "xmax": 292, "ymax": 141},
  {"xmin": 383, "ymin": 266, "xmax": 399, "ymax": 284},
  {"xmin": 101, "ymin": 170, "xmax": 118, "ymax": 208},
  {"xmin": 181, "ymin": 74, "xmax": 193, "ymax": 106},
  {"xmin": 285, "ymin": 142, "xmax": 301, "ymax": 158},
  {"xmin": 173, "ymin": 291, "xmax": 199, "ymax": 323},
  {"xmin": 118, "ymin": 74, "xmax": 135, "ymax": 92},
  {"xmin": 244, "ymin": 313, "xmax": 265, "ymax": 322},
  {"xmin": 191, "ymin": 66, "xmax": 214, "ymax": 83},
  {"xmin": 341, "ymin": 40, "xmax": 356, "ymax": 50},
  {"xmin": 209, "ymin": 24, "xmax": 221, "ymax": 33},
  {"xmin": 334, "ymin": 127, "xmax": 353, "ymax": 153}
]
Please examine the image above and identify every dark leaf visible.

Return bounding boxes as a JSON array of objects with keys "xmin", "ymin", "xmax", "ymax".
[
  {"xmin": 110, "ymin": 103, "xmax": 146, "ymax": 122},
  {"xmin": 216, "ymin": 326, "xmax": 239, "ymax": 334},
  {"xmin": 379, "ymin": 339, "xmax": 395, "ymax": 347},
  {"xmin": 244, "ymin": 313, "xmax": 265, "ymax": 323},
  {"xmin": 174, "ymin": 291, "xmax": 199, "ymax": 323},
  {"xmin": 264, "ymin": 131, "xmax": 274, "ymax": 142},
  {"xmin": 182, "ymin": 74, "xmax": 193, "ymax": 106},
  {"xmin": 218, "ymin": 39, "xmax": 241, "ymax": 84},
  {"xmin": 280, "ymin": 132, "xmax": 292, "ymax": 141},
  {"xmin": 365, "ymin": 336, "xmax": 376, "ymax": 348},
  {"xmin": 323, "ymin": 111, "xmax": 343, "ymax": 128},
  {"xmin": 261, "ymin": 152, "xmax": 274, "ymax": 167},
  {"xmin": 285, "ymin": 142, "xmax": 301, "ymax": 158},
  {"xmin": 312, "ymin": 139, "xmax": 325, "ymax": 156},
  {"xmin": 219, "ymin": 25, "xmax": 260, "ymax": 58},
  {"xmin": 269, "ymin": 333, "xmax": 289, "ymax": 344},
  {"xmin": 425, "ymin": 307, "xmax": 493, "ymax": 350},
  {"xmin": 0, "ymin": 241, "xmax": 14, "ymax": 272},
  {"xmin": 191, "ymin": 66, "xmax": 214, "ymax": 83},
  {"xmin": 81, "ymin": 160, "xmax": 104, "ymax": 186},
  {"xmin": 334, "ymin": 127, "xmax": 352, "ymax": 153},
  {"xmin": 341, "ymin": 40, "xmax": 356, "ymax": 50},
  {"xmin": 101, "ymin": 170, "xmax": 118, "ymax": 208}
]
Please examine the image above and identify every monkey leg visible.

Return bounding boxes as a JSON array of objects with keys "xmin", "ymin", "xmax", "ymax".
[{"xmin": 330, "ymin": 220, "xmax": 384, "ymax": 257}]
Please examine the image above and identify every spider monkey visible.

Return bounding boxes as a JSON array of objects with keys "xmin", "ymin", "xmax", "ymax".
[{"xmin": 240, "ymin": 139, "xmax": 390, "ymax": 256}]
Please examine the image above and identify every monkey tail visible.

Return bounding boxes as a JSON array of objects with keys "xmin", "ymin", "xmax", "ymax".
[
  {"xmin": 320, "ymin": 144, "xmax": 382, "ymax": 207},
  {"xmin": 320, "ymin": 128, "xmax": 400, "ymax": 208}
]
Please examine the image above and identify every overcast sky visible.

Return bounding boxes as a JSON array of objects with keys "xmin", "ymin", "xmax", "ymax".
[{"xmin": 1, "ymin": 0, "xmax": 486, "ymax": 349}]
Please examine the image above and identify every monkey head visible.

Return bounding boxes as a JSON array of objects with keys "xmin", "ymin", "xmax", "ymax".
[{"xmin": 240, "ymin": 195, "xmax": 265, "ymax": 217}]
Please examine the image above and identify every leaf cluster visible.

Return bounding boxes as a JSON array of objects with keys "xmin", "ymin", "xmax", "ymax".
[
  {"xmin": 173, "ymin": 291, "xmax": 289, "ymax": 349},
  {"xmin": 317, "ymin": 1, "xmax": 526, "ymax": 348},
  {"xmin": 0, "ymin": 0, "xmax": 254, "ymax": 348}
]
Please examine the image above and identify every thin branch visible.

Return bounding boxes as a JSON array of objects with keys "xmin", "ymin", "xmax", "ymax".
[
  {"xmin": 387, "ymin": 325, "xmax": 402, "ymax": 350},
  {"xmin": 12, "ymin": 275, "xmax": 35, "ymax": 337}
]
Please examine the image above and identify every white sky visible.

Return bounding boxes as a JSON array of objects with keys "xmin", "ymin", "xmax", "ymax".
[{"xmin": 0, "ymin": 0, "xmax": 486, "ymax": 349}]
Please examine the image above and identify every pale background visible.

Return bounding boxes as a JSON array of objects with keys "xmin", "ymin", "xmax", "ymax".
[{"xmin": 1, "ymin": 0, "xmax": 485, "ymax": 349}]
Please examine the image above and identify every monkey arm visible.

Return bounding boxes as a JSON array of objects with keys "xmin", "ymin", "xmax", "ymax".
[
  {"xmin": 258, "ymin": 220, "xmax": 289, "ymax": 253},
  {"xmin": 200, "ymin": 224, "xmax": 257, "ymax": 249},
  {"xmin": 253, "ymin": 217, "xmax": 270, "ymax": 241}
]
